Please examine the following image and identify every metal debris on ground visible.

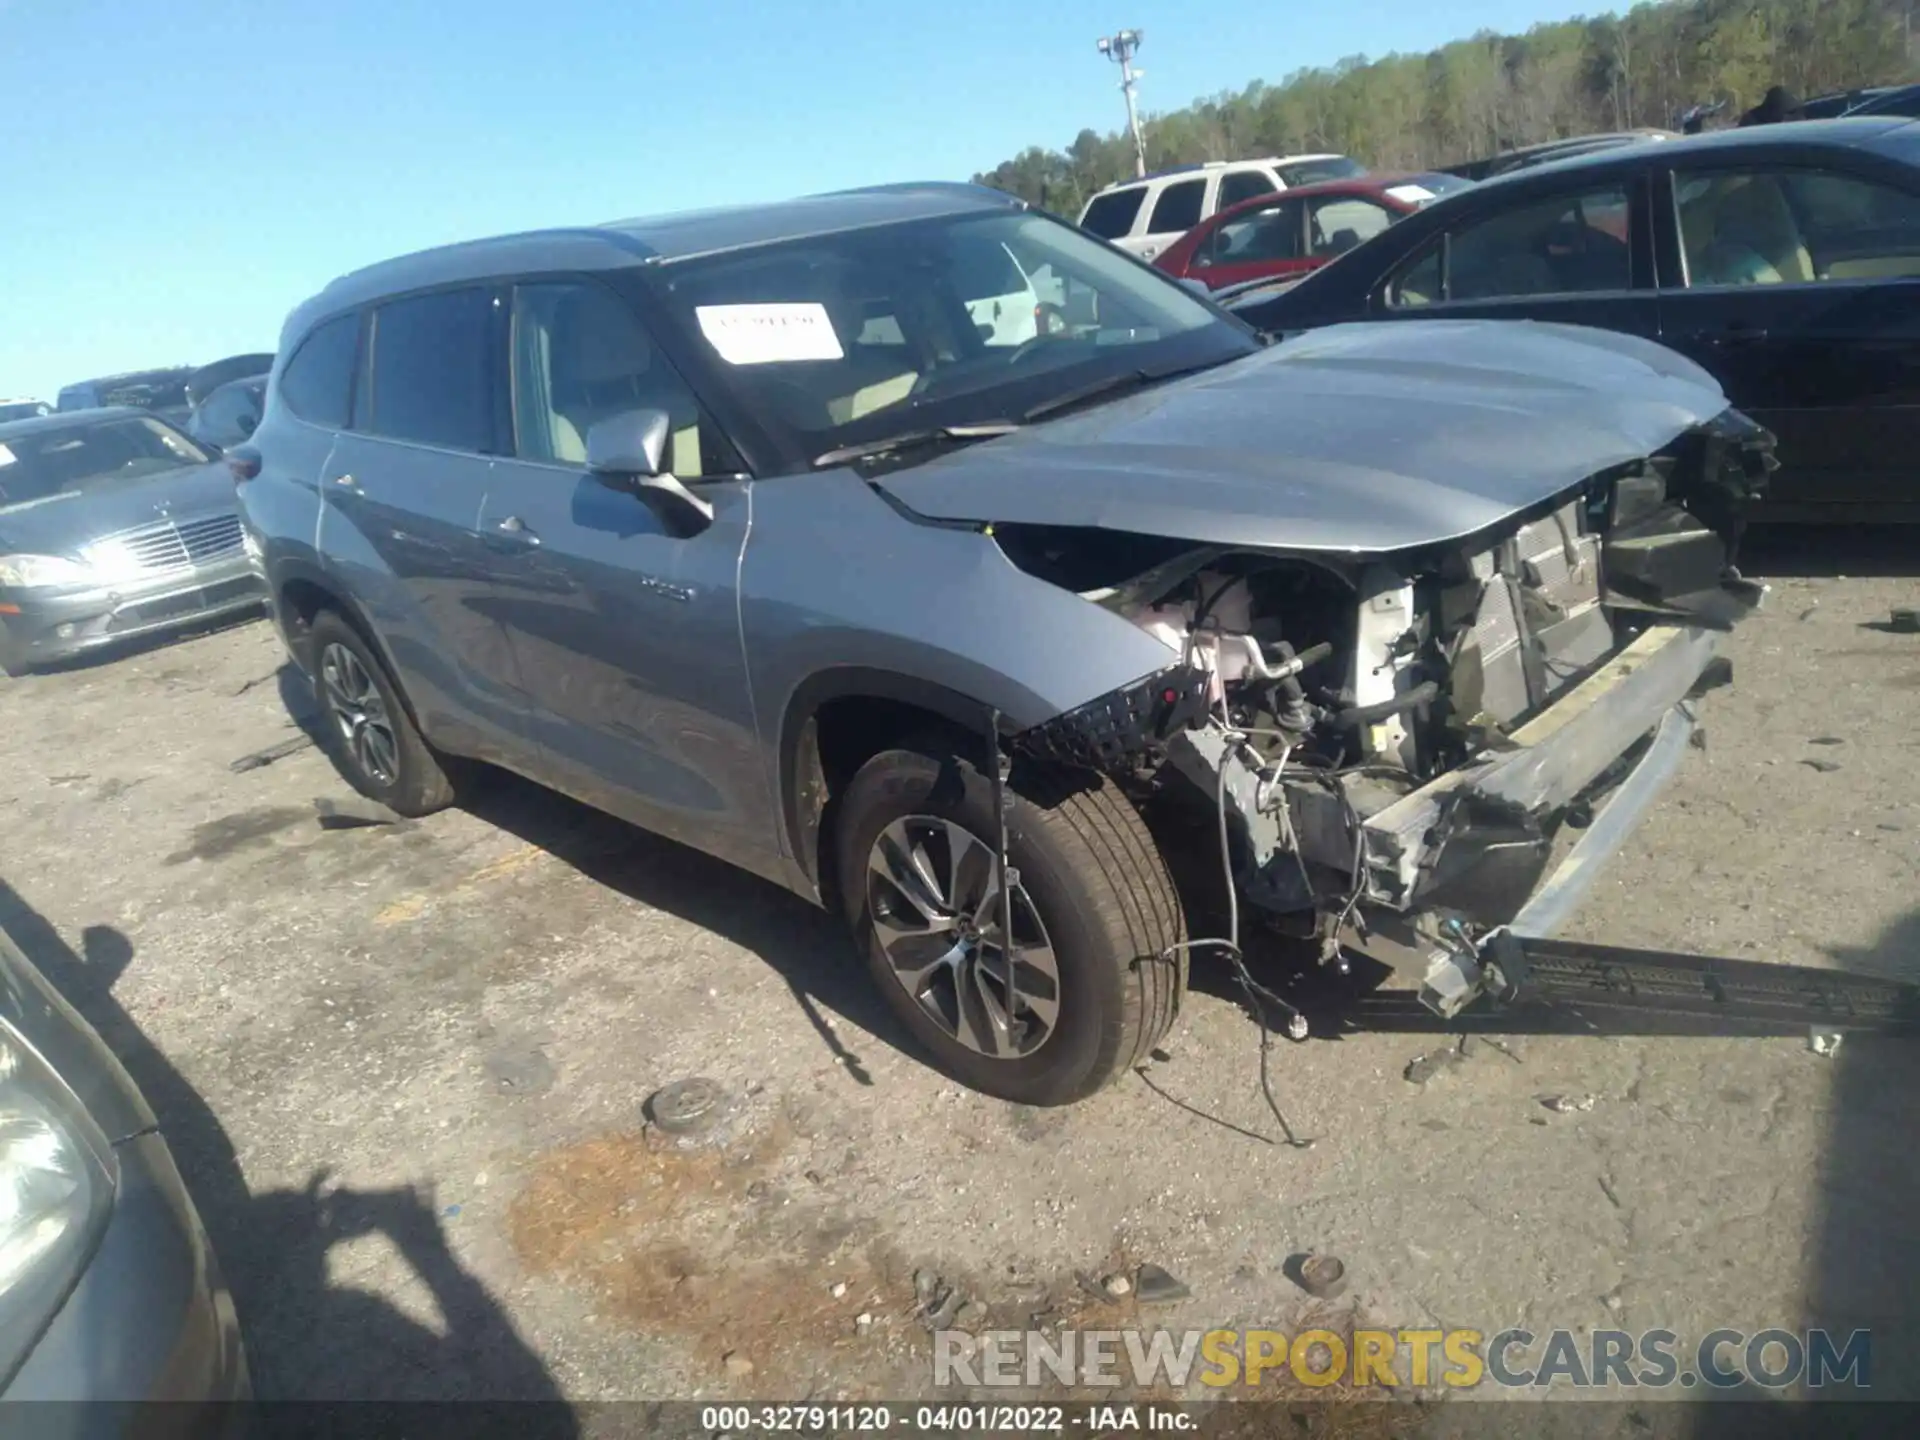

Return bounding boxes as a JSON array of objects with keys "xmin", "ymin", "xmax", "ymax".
[
  {"xmin": 1890, "ymin": 606, "xmax": 1920, "ymax": 634},
  {"xmin": 1808, "ymin": 736, "xmax": 1845, "ymax": 747},
  {"xmin": 228, "ymin": 734, "xmax": 315, "ymax": 773},
  {"xmin": 1101, "ymin": 1272, "xmax": 1133, "ymax": 1299},
  {"xmin": 1134, "ymin": 1263, "xmax": 1191, "ymax": 1305},
  {"xmin": 645, "ymin": 1076, "xmax": 731, "ymax": 1136},
  {"xmin": 1404, "ymin": 1047, "xmax": 1467, "ymax": 1085},
  {"xmin": 1809, "ymin": 1027, "xmax": 1844, "ymax": 1058},
  {"xmin": 1540, "ymin": 1094, "xmax": 1599, "ymax": 1114},
  {"xmin": 1291, "ymin": 1254, "xmax": 1348, "ymax": 1300},
  {"xmin": 1801, "ymin": 758, "xmax": 1843, "ymax": 774}
]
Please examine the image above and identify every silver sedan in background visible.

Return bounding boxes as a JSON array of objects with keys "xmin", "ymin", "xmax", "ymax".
[{"xmin": 0, "ymin": 409, "xmax": 265, "ymax": 676}]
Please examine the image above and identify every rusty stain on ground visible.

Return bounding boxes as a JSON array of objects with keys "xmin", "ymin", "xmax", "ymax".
[
  {"xmin": 507, "ymin": 1125, "xmax": 921, "ymax": 1390},
  {"xmin": 376, "ymin": 844, "xmax": 549, "ymax": 925}
]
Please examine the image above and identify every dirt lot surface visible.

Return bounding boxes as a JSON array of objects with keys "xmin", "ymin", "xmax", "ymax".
[{"xmin": 2, "ymin": 528, "xmax": 1917, "ymax": 1423}]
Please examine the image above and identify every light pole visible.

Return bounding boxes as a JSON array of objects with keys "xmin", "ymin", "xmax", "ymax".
[{"xmin": 1096, "ymin": 29, "xmax": 1147, "ymax": 178}]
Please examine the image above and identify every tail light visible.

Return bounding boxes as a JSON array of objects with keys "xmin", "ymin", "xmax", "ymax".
[{"xmin": 228, "ymin": 445, "xmax": 262, "ymax": 484}]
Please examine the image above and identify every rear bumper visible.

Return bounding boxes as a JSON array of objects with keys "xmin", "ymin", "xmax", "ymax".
[
  {"xmin": 0, "ymin": 554, "xmax": 266, "ymax": 670},
  {"xmin": 1361, "ymin": 610, "xmax": 1752, "ymax": 931}
]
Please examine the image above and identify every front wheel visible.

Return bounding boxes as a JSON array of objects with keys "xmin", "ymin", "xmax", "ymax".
[
  {"xmin": 836, "ymin": 742, "xmax": 1186, "ymax": 1105},
  {"xmin": 307, "ymin": 610, "xmax": 457, "ymax": 817}
]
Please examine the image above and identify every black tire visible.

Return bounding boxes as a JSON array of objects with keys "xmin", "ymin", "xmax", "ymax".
[
  {"xmin": 306, "ymin": 610, "xmax": 456, "ymax": 817},
  {"xmin": 836, "ymin": 741, "xmax": 1186, "ymax": 1105}
]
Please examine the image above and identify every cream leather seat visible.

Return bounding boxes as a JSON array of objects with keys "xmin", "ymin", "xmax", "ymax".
[
  {"xmin": 1684, "ymin": 175, "xmax": 1814, "ymax": 287},
  {"xmin": 548, "ymin": 291, "xmax": 706, "ymax": 475}
]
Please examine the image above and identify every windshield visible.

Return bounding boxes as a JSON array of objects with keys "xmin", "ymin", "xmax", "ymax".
[
  {"xmin": 650, "ymin": 209, "xmax": 1256, "ymax": 464},
  {"xmin": 1278, "ymin": 157, "xmax": 1368, "ymax": 187},
  {"xmin": 0, "ymin": 416, "xmax": 209, "ymax": 510}
]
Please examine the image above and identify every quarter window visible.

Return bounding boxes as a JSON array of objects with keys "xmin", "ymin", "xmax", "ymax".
[
  {"xmin": 1148, "ymin": 178, "xmax": 1206, "ymax": 235},
  {"xmin": 366, "ymin": 288, "xmax": 495, "ymax": 452},
  {"xmin": 1674, "ymin": 167, "xmax": 1920, "ymax": 287},
  {"xmin": 278, "ymin": 313, "xmax": 359, "ymax": 428}
]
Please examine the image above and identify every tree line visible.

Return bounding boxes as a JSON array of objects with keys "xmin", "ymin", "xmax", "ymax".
[{"xmin": 973, "ymin": 0, "xmax": 1915, "ymax": 217}]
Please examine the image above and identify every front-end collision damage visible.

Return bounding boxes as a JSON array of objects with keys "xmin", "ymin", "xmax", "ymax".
[{"xmin": 987, "ymin": 403, "xmax": 1776, "ymax": 1013}]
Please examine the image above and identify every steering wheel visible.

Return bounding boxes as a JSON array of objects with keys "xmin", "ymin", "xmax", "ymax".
[{"xmin": 1006, "ymin": 304, "xmax": 1073, "ymax": 365}]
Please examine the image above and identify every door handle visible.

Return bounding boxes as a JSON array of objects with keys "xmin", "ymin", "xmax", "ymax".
[{"xmin": 486, "ymin": 515, "xmax": 540, "ymax": 549}]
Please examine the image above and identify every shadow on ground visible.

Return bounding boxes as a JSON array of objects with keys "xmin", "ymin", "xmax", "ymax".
[
  {"xmin": 0, "ymin": 875, "xmax": 577, "ymax": 1420},
  {"xmin": 458, "ymin": 766, "xmax": 907, "ymax": 1085}
]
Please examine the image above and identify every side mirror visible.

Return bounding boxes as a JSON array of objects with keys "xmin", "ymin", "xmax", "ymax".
[{"xmin": 585, "ymin": 408, "xmax": 714, "ymax": 536}]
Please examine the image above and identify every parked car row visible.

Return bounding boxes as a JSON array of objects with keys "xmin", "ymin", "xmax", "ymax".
[{"xmin": 224, "ymin": 181, "xmax": 1770, "ymax": 1112}]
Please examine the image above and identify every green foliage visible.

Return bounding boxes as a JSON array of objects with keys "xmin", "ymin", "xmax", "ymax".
[{"xmin": 973, "ymin": 0, "xmax": 1916, "ymax": 217}]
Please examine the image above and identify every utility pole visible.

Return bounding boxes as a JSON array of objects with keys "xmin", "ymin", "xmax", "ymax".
[{"xmin": 1096, "ymin": 28, "xmax": 1147, "ymax": 177}]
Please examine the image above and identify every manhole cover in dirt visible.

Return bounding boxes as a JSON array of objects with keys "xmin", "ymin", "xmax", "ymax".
[{"xmin": 648, "ymin": 1077, "xmax": 731, "ymax": 1135}]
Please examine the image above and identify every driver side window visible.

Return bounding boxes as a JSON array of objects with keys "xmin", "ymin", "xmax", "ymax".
[
  {"xmin": 1389, "ymin": 186, "xmax": 1633, "ymax": 306},
  {"xmin": 509, "ymin": 281, "xmax": 733, "ymax": 477}
]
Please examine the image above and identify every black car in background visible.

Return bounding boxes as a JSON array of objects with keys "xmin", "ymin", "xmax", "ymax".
[
  {"xmin": 1842, "ymin": 83, "xmax": 1920, "ymax": 120},
  {"xmin": 1230, "ymin": 117, "xmax": 1920, "ymax": 520},
  {"xmin": 56, "ymin": 367, "xmax": 196, "ymax": 427}
]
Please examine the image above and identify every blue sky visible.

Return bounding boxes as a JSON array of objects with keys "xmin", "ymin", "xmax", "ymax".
[{"xmin": 2, "ymin": 0, "xmax": 1581, "ymax": 400}]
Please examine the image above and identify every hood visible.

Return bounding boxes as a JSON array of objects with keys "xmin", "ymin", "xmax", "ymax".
[
  {"xmin": 0, "ymin": 461, "xmax": 235, "ymax": 557},
  {"xmin": 877, "ymin": 320, "xmax": 1730, "ymax": 555}
]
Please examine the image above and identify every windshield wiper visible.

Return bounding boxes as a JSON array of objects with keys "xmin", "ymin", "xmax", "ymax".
[
  {"xmin": 1019, "ymin": 358, "xmax": 1227, "ymax": 425},
  {"xmin": 812, "ymin": 422, "xmax": 1018, "ymax": 469}
]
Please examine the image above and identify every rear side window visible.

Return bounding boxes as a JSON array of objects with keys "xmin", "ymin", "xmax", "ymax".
[
  {"xmin": 278, "ymin": 314, "xmax": 359, "ymax": 427},
  {"xmin": 366, "ymin": 288, "xmax": 495, "ymax": 452},
  {"xmin": 1081, "ymin": 187, "xmax": 1147, "ymax": 240},
  {"xmin": 1217, "ymin": 170, "xmax": 1278, "ymax": 209},
  {"xmin": 1148, "ymin": 179, "xmax": 1206, "ymax": 235}
]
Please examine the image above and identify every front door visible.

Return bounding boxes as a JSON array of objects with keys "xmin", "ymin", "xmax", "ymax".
[
  {"xmin": 479, "ymin": 277, "xmax": 774, "ymax": 871},
  {"xmin": 1656, "ymin": 161, "xmax": 1920, "ymax": 514},
  {"xmin": 321, "ymin": 286, "xmax": 533, "ymax": 766},
  {"xmin": 1190, "ymin": 197, "xmax": 1316, "ymax": 292}
]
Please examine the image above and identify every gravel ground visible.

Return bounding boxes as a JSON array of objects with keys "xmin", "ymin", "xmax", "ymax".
[{"xmin": 1, "ymin": 526, "xmax": 1916, "ymax": 1423}]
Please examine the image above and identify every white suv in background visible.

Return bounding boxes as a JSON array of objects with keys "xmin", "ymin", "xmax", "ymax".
[{"xmin": 1077, "ymin": 155, "xmax": 1366, "ymax": 260}]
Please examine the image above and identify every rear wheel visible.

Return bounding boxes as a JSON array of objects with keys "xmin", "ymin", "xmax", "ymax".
[
  {"xmin": 836, "ymin": 742, "xmax": 1186, "ymax": 1105},
  {"xmin": 307, "ymin": 610, "xmax": 456, "ymax": 816}
]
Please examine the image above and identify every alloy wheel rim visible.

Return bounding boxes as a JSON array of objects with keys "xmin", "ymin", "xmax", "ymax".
[
  {"xmin": 319, "ymin": 642, "xmax": 399, "ymax": 788},
  {"xmin": 865, "ymin": 814, "xmax": 1060, "ymax": 1059}
]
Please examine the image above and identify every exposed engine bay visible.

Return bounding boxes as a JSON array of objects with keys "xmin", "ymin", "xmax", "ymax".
[{"xmin": 998, "ymin": 409, "xmax": 1774, "ymax": 986}]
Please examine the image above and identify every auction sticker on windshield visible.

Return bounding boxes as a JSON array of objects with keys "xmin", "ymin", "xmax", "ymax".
[{"xmin": 695, "ymin": 303, "xmax": 845, "ymax": 365}]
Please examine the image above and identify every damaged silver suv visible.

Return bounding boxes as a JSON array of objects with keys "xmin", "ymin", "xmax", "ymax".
[{"xmin": 235, "ymin": 183, "xmax": 1771, "ymax": 1105}]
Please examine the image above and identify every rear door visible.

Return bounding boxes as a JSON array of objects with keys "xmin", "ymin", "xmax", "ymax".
[
  {"xmin": 320, "ymin": 285, "xmax": 534, "ymax": 766},
  {"xmin": 1655, "ymin": 158, "xmax": 1920, "ymax": 514},
  {"xmin": 478, "ymin": 276, "xmax": 771, "ymax": 869},
  {"xmin": 1372, "ymin": 172, "xmax": 1662, "ymax": 342}
]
